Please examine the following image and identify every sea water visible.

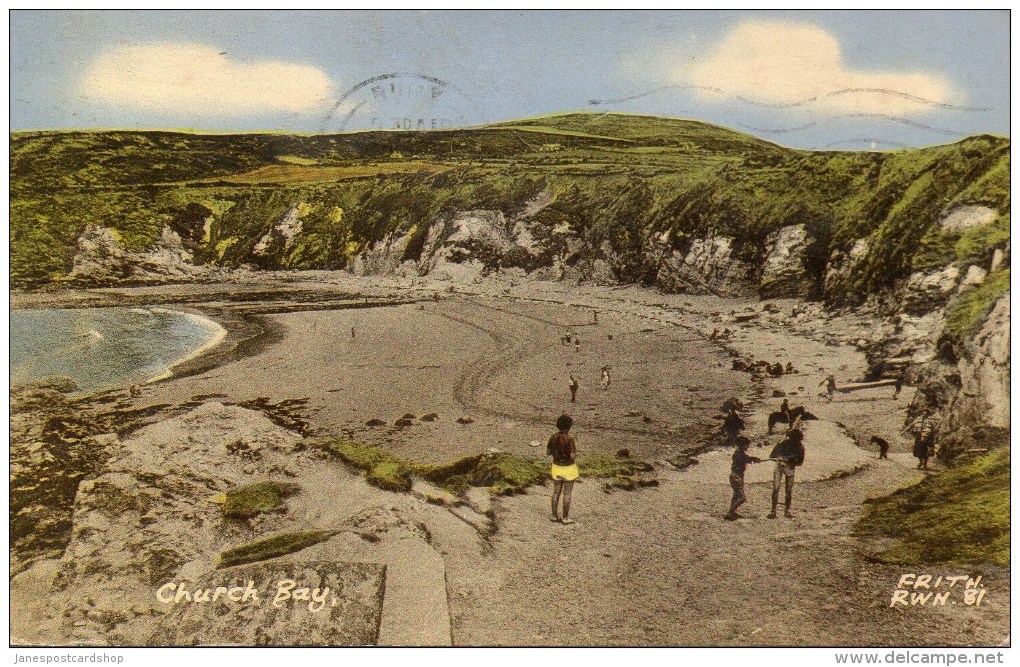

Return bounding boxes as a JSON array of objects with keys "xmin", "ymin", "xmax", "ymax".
[{"xmin": 10, "ymin": 307, "xmax": 226, "ymax": 392}]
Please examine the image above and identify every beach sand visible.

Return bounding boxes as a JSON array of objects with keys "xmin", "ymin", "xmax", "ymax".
[
  {"xmin": 137, "ymin": 289, "xmax": 750, "ymax": 463},
  {"xmin": 10, "ymin": 272, "xmax": 1009, "ymax": 646}
]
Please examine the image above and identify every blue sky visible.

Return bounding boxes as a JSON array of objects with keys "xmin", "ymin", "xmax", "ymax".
[{"xmin": 9, "ymin": 10, "xmax": 1010, "ymax": 150}]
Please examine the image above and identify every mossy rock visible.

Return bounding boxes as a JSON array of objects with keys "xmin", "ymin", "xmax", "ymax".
[
  {"xmin": 222, "ymin": 481, "xmax": 301, "ymax": 519},
  {"xmin": 323, "ymin": 441, "xmax": 413, "ymax": 493},
  {"xmin": 215, "ymin": 530, "xmax": 335, "ymax": 569},
  {"xmin": 365, "ymin": 461, "xmax": 413, "ymax": 493}
]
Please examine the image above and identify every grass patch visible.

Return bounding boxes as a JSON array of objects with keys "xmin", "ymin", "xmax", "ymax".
[
  {"xmin": 855, "ymin": 447, "xmax": 1009, "ymax": 566},
  {"xmin": 579, "ymin": 453, "xmax": 658, "ymax": 492},
  {"xmin": 192, "ymin": 162, "xmax": 447, "ymax": 185},
  {"xmin": 461, "ymin": 453, "xmax": 547, "ymax": 496},
  {"xmin": 220, "ymin": 481, "xmax": 300, "ymax": 519},
  {"xmin": 276, "ymin": 155, "xmax": 319, "ymax": 166},
  {"xmin": 578, "ymin": 453, "xmax": 653, "ymax": 477},
  {"xmin": 322, "ymin": 441, "xmax": 657, "ymax": 497},
  {"xmin": 215, "ymin": 530, "xmax": 335, "ymax": 569},
  {"xmin": 416, "ymin": 452, "xmax": 547, "ymax": 496},
  {"xmin": 325, "ymin": 442, "xmax": 413, "ymax": 492},
  {"xmin": 943, "ymin": 268, "xmax": 1010, "ymax": 341}
]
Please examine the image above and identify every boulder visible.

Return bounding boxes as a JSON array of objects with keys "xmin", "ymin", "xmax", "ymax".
[
  {"xmin": 938, "ymin": 205, "xmax": 997, "ymax": 234},
  {"xmin": 958, "ymin": 265, "xmax": 988, "ymax": 292},
  {"xmin": 900, "ymin": 265, "xmax": 962, "ymax": 314}
]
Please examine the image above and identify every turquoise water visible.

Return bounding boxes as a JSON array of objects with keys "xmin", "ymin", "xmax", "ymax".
[{"xmin": 10, "ymin": 307, "xmax": 224, "ymax": 392}]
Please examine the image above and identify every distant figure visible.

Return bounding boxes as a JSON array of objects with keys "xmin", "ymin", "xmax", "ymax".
[
  {"xmin": 592, "ymin": 310, "xmax": 599, "ymax": 324},
  {"xmin": 721, "ymin": 397, "xmax": 745, "ymax": 413},
  {"xmin": 785, "ymin": 362, "xmax": 795, "ymax": 374},
  {"xmin": 768, "ymin": 428, "xmax": 805, "ymax": 519},
  {"xmin": 768, "ymin": 404, "xmax": 813, "ymax": 434},
  {"xmin": 906, "ymin": 414, "xmax": 938, "ymax": 469},
  {"xmin": 893, "ymin": 373, "xmax": 905, "ymax": 399},
  {"xmin": 722, "ymin": 406, "xmax": 745, "ymax": 445},
  {"xmin": 568, "ymin": 375, "xmax": 579, "ymax": 403},
  {"xmin": 710, "ymin": 328, "xmax": 720, "ymax": 341},
  {"xmin": 547, "ymin": 414, "xmax": 579, "ymax": 524},
  {"xmin": 820, "ymin": 375, "xmax": 837, "ymax": 402},
  {"xmin": 128, "ymin": 384, "xmax": 142, "ymax": 397},
  {"xmin": 351, "ymin": 325, "xmax": 356, "ymax": 339},
  {"xmin": 779, "ymin": 398, "xmax": 791, "ymax": 421},
  {"xmin": 725, "ymin": 436, "xmax": 763, "ymax": 520},
  {"xmin": 870, "ymin": 435, "xmax": 890, "ymax": 459},
  {"xmin": 574, "ymin": 339, "xmax": 581, "ymax": 353},
  {"xmin": 601, "ymin": 365, "xmax": 611, "ymax": 390}
]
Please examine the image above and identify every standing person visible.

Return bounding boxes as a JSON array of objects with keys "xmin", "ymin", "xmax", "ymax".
[
  {"xmin": 870, "ymin": 435, "xmax": 890, "ymax": 459},
  {"xmin": 601, "ymin": 365, "xmax": 611, "ymax": 390},
  {"xmin": 906, "ymin": 414, "xmax": 938, "ymax": 469},
  {"xmin": 592, "ymin": 310, "xmax": 599, "ymax": 324},
  {"xmin": 893, "ymin": 372, "xmax": 905, "ymax": 399},
  {"xmin": 725, "ymin": 436, "xmax": 762, "ymax": 520},
  {"xmin": 574, "ymin": 339, "xmax": 581, "ymax": 353},
  {"xmin": 568, "ymin": 375, "xmax": 579, "ymax": 403},
  {"xmin": 779, "ymin": 398, "xmax": 791, "ymax": 421},
  {"xmin": 820, "ymin": 374, "xmax": 837, "ymax": 402},
  {"xmin": 722, "ymin": 406, "xmax": 745, "ymax": 445},
  {"xmin": 547, "ymin": 414, "xmax": 579, "ymax": 524},
  {"xmin": 351, "ymin": 325, "xmax": 356, "ymax": 339},
  {"xmin": 768, "ymin": 428, "xmax": 805, "ymax": 519}
]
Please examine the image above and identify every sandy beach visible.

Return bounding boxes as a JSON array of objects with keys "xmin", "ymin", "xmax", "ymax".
[{"xmin": 9, "ymin": 272, "xmax": 1010, "ymax": 646}]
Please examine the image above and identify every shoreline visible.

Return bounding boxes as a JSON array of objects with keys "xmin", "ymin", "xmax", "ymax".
[{"xmin": 145, "ymin": 309, "xmax": 229, "ymax": 384}]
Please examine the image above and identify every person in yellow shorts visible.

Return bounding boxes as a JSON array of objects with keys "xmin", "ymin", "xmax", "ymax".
[{"xmin": 547, "ymin": 414, "xmax": 579, "ymax": 524}]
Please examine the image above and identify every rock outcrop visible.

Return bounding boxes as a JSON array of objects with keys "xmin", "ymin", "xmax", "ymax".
[
  {"xmin": 254, "ymin": 206, "xmax": 304, "ymax": 256},
  {"xmin": 950, "ymin": 295, "xmax": 1010, "ymax": 430},
  {"xmin": 900, "ymin": 265, "xmax": 962, "ymax": 314},
  {"xmin": 35, "ymin": 402, "xmax": 305, "ymax": 645},
  {"xmin": 654, "ymin": 235, "xmax": 756, "ymax": 296},
  {"xmin": 823, "ymin": 238, "xmax": 869, "ymax": 298},
  {"xmin": 759, "ymin": 224, "xmax": 812, "ymax": 298},
  {"xmin": 67, "ymin": 225, "xmax": 211, "ymax": 285},
  {"xmin": 938, "ymin": 205, "xmax": 998, "ymax": 234}
]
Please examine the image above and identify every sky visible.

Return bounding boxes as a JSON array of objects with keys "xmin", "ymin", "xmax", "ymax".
[{"xmin": 9, "ymin": 9, "xmax": 1011, "ymax": 150}]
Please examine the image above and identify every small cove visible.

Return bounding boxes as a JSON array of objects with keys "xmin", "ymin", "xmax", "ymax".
[{"xmin": 10, "ymin": 306, "xmax": 226, "ymax": 392}]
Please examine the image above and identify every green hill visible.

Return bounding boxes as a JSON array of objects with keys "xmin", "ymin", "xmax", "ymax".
[{"xmin": 9, "ymin": 112, "xmax": 1010, "ymax": 304}]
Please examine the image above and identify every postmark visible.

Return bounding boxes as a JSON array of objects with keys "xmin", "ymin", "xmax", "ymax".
[{"xmin": 322, "ymin": 72, "xmax": 480, "ymax": 132}]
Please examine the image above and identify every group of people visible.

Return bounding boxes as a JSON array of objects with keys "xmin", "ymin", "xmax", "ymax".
[{"xmin": 724, "ymin": 400, "xmax": 807, "ymax": 521}]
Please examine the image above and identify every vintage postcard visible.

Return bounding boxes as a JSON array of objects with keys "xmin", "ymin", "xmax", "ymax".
[{"xmin": 8, "ymin": 9, "xmax": 1010, "ymax": 652}]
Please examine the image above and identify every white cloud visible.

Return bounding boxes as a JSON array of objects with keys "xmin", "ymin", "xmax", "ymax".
[
  {"xmin": 81, "ymin": 43, "xmax": 333, "ymax": 116},
  {"xmin": 679, "ymin": 22, "xmax": 954, "ymax": 115}
]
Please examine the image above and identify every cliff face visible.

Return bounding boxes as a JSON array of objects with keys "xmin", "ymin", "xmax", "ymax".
[
  {"xmin": 956, "ymin": 295, "xmax": 1010, "ymax": 430},
  {"xmin": 12, "ymin": 119, "xmax": 1010, "ymax": 454},
  {"xmin": 67, "ymin": 225, "xmax": 214, "ymax": 285}
]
